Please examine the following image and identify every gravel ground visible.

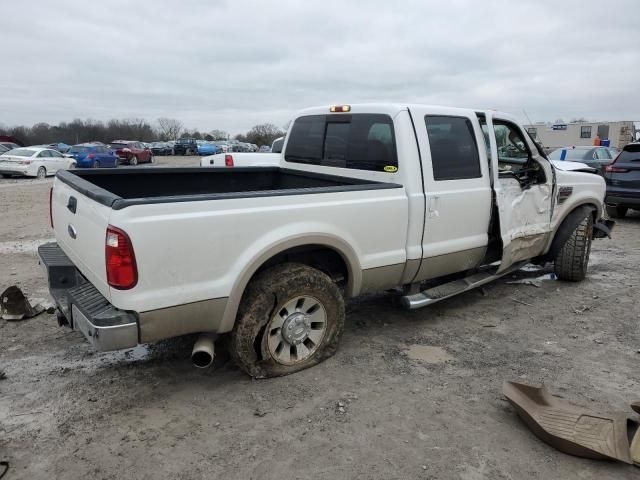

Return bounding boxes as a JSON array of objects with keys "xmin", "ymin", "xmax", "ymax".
[{"xmin": 1, "ymin": 158, "xmax": 639, "ymax": 479}]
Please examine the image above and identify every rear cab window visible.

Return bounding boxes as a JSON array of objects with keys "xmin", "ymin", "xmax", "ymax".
[{"xmin": 284, "ymin": 114, "xmax": 398, "ymax": 172}]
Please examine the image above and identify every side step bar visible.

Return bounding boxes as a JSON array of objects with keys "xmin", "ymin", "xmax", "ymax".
[{"xmin": 400, "ymin": 261, "xmax": 527, "ymax": 310}]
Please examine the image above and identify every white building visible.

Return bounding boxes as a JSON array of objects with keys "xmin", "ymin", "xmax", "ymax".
[{"xmin": 523, "ymin": 121, "xmax": 637, "ymax": 149}]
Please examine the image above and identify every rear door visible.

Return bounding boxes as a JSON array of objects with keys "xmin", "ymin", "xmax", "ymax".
[
  {"xmin": 409, "ymin": 107, "xmax": 492, "ymax": 280},
  {"xmin": 483, "ymin": 113, "xmax": 554, "ymax": 271}
]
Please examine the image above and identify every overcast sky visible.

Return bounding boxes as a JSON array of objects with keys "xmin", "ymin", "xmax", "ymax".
[{"xmin": 2, "ymin": 0, "xmax": 639, "ymax": 134}]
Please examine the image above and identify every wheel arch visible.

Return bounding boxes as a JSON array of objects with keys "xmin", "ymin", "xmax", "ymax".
[
  {"xmin": 218, "ymin": 235, "xmax": 361, "ymax": 333},
  {"xmin": 540, "ymin": 202, "xmax": 598, "ymax": 261}
]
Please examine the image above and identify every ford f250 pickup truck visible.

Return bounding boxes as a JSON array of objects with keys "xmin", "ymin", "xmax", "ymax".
[{"xmin": 39, "ymin": 104, "xmax": 613, "ymax": 378}]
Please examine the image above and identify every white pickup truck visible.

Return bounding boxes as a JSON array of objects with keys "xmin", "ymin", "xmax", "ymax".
[{"xmin": 40, "ymin": 104, "xmax": 613, "ymax": 378}]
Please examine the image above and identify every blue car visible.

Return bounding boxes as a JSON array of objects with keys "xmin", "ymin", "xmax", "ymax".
[
  {"xmin": 197, "ymin": 141, "xmax": 223, "ymax": 156},
  {"xmin": 67, "ymin": 143, "xmax": 119, "ymax": 168}
]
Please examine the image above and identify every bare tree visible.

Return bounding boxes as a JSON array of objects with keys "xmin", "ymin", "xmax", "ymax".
[
  {"xmin": 209, "ymin": 129, "xmax": 229, "ymax": 140},
  {"xmin": 243, "ymin": 123, "xmax": 285, "ymax": 147},
  {"xmin": 157, "ymin": 118, "xmax": 183, "ymax": 141}
]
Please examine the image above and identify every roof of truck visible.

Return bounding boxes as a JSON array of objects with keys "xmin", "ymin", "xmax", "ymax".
[{"xmin": 296, "ymin": 104, "xmax": 517, "ymax": 122}]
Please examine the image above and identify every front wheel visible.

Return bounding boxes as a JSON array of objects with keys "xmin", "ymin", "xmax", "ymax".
[
  {"xmin": 606, "ymin": 205, "xmax": 628, "ymax": 218},
  {"xmin": 230, "ymin": 263, "xmax": 345, "ymax": 378},
  {"xmin": 129, "ymin": 155, "xmax": 138, "ymax": 166},
  {"xmin": 36, "ymin": 167, "xmax": 46, "ymax": 179},
  {"xmin": 554, "ymin": 214, "xmax": 593, "ymax": 282}
]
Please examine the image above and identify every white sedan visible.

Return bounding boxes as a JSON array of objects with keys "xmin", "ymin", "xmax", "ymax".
[{"xmin": 0, "ymin": 147, "xmax": 74, "ymax": 179}]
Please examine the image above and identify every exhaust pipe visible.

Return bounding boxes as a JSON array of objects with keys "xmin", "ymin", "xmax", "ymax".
[{"xmin": 191, "ymin": 333, "xmax": 216, "ymax": 368}]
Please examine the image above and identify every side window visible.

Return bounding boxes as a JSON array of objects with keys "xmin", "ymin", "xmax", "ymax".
[
  {"xmin": 50, "ymin": 150, "xmax": 63, "ymax": 158},
  {"xmin": 492, "ymin": 122, "xmax": 531, "ymax": 171},
  {"xmin": 424, "ymin": 115, "xmax": 481, "ymax": 181},
  {"xmin": 595, "ymin": 148, "xmax": 610, "ymax": 160},
  {"xmin": 38, "ymin": 150, "xmax": 51, "ymax": 158},
  {"xmin": 526, "ymin": 127, "xmax": 537, "ymax": 140}
]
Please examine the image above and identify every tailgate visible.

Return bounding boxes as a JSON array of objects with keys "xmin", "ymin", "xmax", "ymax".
[{"xmin": 52, "ymin": 177, "xmax": 113, "ymax": 301}]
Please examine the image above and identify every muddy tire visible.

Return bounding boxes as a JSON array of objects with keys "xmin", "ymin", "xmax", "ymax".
[
  {"xmin": 606, "ymin": 205, "xmax": 627, "ymax": 218},
  {"xmin": 230, "ymin": 263, "xmax": 345, "ymax": 378},
  {"xmin": 554, "ymin": 214, "xmax": 593, "ymax": 282}
]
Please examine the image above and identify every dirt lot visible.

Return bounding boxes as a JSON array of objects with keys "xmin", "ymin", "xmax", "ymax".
[{"xmin": 1, "ymin": 158, "xmax": 639, "ymax": 479}]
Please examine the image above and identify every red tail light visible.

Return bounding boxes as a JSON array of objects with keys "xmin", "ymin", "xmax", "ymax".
[
  {"xmin": 225, "ymin": 154, "xmax": 234, "ymax": 167},
  {"xmin": 604, "ymin": 153, "xmax": 628, "ymax": 173},
  {"xmin": 87, "ymin": 154, "xmax": 94, "ymax": 159},
  {"xmin": 105, "ymin": 225, "xmax": 137, "ymax": 289},
  {"xmin": 49, "ymin": 187, "xmax": 54, "ymax": 228},
  {"xmin": 604, "ymin": 165, "xmax": 629, "ymax": 173}
]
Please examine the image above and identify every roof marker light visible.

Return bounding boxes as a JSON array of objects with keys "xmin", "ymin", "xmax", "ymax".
[{"xmin": 330, "ymin": 105, "xmax": 351, "ymax": 113}]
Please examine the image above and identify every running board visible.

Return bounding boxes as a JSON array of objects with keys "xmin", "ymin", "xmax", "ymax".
[{"xmin": 400, "ymin": 261, "xmax": 527, "ymax": 310}]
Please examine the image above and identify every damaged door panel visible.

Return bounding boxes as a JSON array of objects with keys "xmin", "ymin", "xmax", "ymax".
[{"xmin": 482, "ymin": 114, "xmax": 554, "ymax": 272}]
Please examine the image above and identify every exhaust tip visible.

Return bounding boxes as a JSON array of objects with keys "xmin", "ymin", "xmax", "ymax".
[
  {"xmin": 192, "ymin": 350, "xmax": 213, "ymax": 368},
  {"xmin": 191, "ymin": 333, "xmax": 216, "ymax": 369}
]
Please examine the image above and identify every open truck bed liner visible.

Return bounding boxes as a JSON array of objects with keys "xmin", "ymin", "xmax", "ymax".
[{"xmin": 56, "ymin": 167, "xmax": 401, "ymax": 210}]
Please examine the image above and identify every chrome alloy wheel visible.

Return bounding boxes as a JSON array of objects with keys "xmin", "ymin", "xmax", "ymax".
[{"xmin": 267, "ymin": 295, "xmax": 327, "ymax": 365}]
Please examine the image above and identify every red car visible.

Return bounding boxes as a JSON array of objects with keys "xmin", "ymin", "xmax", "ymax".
[{"xmin": 109, "ymin": 140, "xmax": 153, "ymax": 165}]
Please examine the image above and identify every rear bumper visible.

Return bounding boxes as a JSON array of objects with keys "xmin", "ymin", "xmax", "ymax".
[
  {"xmin": 0, "ymin": 165, "xmax": 31, "ymax": 176},
  {"xmin": 38, "ymin": 242, "xmax": 138, "ymax": 351}
]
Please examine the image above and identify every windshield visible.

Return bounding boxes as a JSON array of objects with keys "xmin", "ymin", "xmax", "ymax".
[
  {"xmin": 548, "ymin": 148, "xmax": 590, "ymax": 160},
  {"xmin": 3, "ymin": 148, "xmax": 35, "ymax": 157}
]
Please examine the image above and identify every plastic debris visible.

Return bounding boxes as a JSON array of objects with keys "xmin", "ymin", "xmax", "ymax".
[{"xmin": 0, "ymin": 286, "xmax": 54, "ymax": 321}]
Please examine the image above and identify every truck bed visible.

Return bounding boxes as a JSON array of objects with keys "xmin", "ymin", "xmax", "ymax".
[{"xmin": 56, "ymin": 167, "xmax": 401, "ymax": 210}]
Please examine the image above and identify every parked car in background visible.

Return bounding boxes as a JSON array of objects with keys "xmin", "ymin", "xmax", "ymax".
[
  {"xmin": 150, "ymin": 142, "xmax": 173, "ymax": 156},
  {"xmin": 259, "ymin": 145, "xmax": 271, "ymax": 153},
  {"xmin": 109, "ymin": 141, "xmax": 153, "ymax": 165},
  {"xmin": 0, "ymin": 147, "xmax": 73, "ymax": 178},
  {"xmin": 0, "ymin": 141, "xmax": 20, "ymax": 151},
  {"xmin": 173, "ymin": 138, "xmax": 198, "ymax": 155},
  {"xmin": 197, "ymin": 141, "xmax": 222, "ymax": 156},
  {"xmin": 67, "ymin": 143, "xmax": 119, "ymax": 168},
  {"xmin": 46, "ymin": 143, "xmax": 71, "ymax": 153},
  {"xmin": 271, "ymin": 136, "xmax": 284, "ymax": 153},
  {"xmin": 548, "ymin": 146, "xmax": 618, "ymax": 170},
  {"xmin": 603, "ymin": 142, "xmax": 640, "ymax": 218}
]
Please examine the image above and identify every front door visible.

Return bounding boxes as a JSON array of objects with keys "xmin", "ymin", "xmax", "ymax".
[
  {"xmin": 483, "ymin": 113, "xmax": 554, "ymax": 271},
  {"xmin": 409, "ymin": 107, "xmax": 493, "ymax": 281}
]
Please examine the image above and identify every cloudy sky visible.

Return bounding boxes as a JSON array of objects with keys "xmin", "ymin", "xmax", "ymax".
[{"xmin": 2, "ymin": 0, "xmax": 639, "ymax": 134}]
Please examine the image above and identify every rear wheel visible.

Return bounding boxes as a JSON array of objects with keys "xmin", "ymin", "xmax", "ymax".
[
  {"xmin": 36, "ymin": 167, "xmax": 46, "ymax": 179},
  {"xmin": 114, "ymin": 158, "xmax": 119, "ymax": 168},
  {"xmin": 606, "ymin": 205, "xmax": 628, "ymax": 218},
  {"xmin": 93, "ymin": 160, "xmax": 100, "ymax": 168},
  {"xmin": 130, "ymin": 155, "xmax": 138, "ymax": 166},
  {"xmin": 230, "ymin": 263, "xmax": 345, "ymax": 378},
  {"xmin": 554, "ymin": 214, "xmax": 593, "ymax": 282}
]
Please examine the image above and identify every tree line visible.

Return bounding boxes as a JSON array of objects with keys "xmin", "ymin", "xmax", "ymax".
[{"xmin": 0, "ymin": 118, "xmax": 286, "ymax": 147}]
